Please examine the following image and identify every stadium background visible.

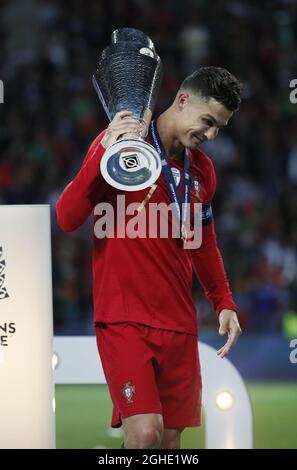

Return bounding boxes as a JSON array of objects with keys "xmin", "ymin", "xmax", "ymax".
[{"xmin": 0, "ymin": 0, "xmax": 297, "ymax": 448}]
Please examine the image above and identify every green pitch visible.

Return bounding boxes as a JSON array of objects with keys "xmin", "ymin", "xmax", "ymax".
[{"xmin": 55, "ymin": 382, "xmax": 297, "ymax": 449}]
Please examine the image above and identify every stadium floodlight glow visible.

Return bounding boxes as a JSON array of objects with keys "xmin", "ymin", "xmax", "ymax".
[
  {"xmin": 52, "ymin": 352, "xmax": 60, "ymax": 370},
  {"xmin": 216, "ymin": 391, "xmax": 234, "ymax": 410}
]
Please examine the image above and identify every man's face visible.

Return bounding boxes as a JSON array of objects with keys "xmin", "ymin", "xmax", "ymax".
[{"xmin": 175, "ymin": 93, "xmax": 233, "ymax": 150}]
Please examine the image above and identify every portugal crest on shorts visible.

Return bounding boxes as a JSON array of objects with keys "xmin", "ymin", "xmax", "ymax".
[{"xmin": 122, "ymin": 382, "xmax": 136, "ymax": 403}]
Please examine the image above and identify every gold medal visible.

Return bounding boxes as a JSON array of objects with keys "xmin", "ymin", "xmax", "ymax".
[{"xmin": 181, "ymin": 224, "xmax": 187, "ymax": 241}]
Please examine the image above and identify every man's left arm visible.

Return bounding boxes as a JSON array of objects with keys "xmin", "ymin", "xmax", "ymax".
[{"xmin": 191, "ymin": 215, "xmax": 242, "ymax": 358}]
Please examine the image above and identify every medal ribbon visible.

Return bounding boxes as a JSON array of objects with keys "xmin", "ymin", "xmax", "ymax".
[{"xmin": 149, "ymin": 121, "xmax": 191, "ymax": 239}]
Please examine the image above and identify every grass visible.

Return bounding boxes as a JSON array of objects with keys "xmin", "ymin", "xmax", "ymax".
[{"xmin": 55, "ymin": 382, "xmax": 297, "ymax": 449}]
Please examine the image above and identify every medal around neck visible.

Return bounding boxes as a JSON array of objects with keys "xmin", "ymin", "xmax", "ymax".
[{"xmin": 93, "ymin": 27, "xmax": 163, "ymax": 191}]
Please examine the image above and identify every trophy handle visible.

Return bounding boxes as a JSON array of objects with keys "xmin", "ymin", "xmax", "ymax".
[
  {"xmin": 92, "ymin": 74, "xmax": 112, "ymax": 122},
  {"xmin": 119, "ymin": 116, "xmax": 149, "ymax": 141}
]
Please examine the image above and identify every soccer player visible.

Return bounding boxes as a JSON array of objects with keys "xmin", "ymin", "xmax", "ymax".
[{"xmin": 56, "ymin": 66, "xmax": 242, "ymax": 449}]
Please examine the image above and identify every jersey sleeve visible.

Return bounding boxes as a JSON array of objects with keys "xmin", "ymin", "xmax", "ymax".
[
  {"xmin": 191, "ymin": 157, "xmax": 238, "ymax": 315},
  {"xmin": 56, "ymin": 130, "xmax": 108, "ymax": 232}
]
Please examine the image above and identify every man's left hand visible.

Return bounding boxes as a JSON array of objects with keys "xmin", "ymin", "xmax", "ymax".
[{"xmin": 217, "ymin": 309, "xmax": 242, "ymax": 358}]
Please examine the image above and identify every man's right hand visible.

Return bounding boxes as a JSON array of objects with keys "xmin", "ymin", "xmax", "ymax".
[{"xmin": 101, "ymin": 111, "xmax": 143, "ymax": 149}]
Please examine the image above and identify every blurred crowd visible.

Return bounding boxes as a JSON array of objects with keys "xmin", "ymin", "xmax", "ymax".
[{"xmin": 1, "ymin": 0, "xmax": 297, "ymax": 334}]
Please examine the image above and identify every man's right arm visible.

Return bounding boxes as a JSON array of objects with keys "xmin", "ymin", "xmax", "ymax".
[
  {"xmin": 56, "ymin": 111, "xmax": 142, "ymax": 232},
  {"xmin": 56, "ymin": 130, "xmax": 109, "ymax": 232}
]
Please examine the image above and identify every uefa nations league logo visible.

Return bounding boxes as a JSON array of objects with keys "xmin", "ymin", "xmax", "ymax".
[{"xmin": 0, "ymin": 246, "xmax": 9, "ymax": 300}]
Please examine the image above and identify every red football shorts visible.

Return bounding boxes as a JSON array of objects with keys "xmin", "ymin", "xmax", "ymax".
[{"xmin": 95, "ymin": 322, "xmax": 202, "ymax": 429}]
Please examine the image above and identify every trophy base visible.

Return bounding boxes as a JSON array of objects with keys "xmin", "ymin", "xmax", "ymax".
[{"xmin": 100, "ymin": 139, "xmax": 161, "ymax": 191}]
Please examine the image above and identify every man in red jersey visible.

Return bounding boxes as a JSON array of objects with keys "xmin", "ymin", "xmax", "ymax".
[{"xmin": 56, "ymin": 66, "xmax": 242, "ymax": 449}]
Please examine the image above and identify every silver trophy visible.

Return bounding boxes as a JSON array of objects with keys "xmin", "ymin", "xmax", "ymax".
[{"xmin": 93, "ymin": 28, "xmax": 163, "ymax": 191}]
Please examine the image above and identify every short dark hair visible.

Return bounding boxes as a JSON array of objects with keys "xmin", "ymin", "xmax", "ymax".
[{"xmin": 180, "ymin": 66, "xmax": 243, "ymax": 112}]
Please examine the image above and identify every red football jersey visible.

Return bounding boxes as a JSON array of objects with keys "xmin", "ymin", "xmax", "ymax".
[{"xmin": 56, "ymin": 130, "xmax": 238, "ymax": 335}]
